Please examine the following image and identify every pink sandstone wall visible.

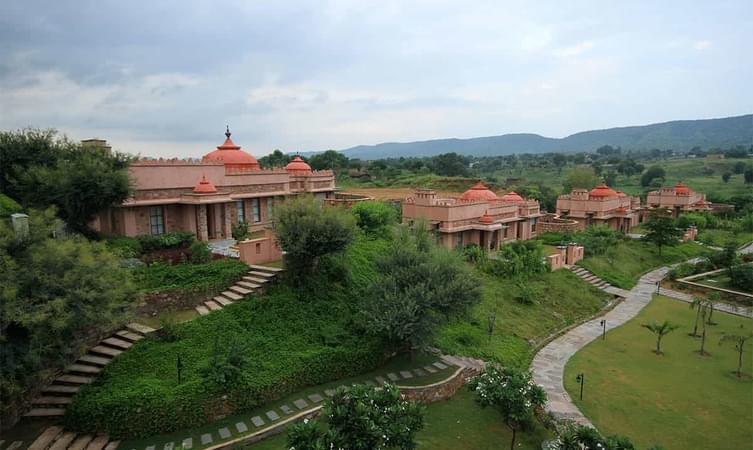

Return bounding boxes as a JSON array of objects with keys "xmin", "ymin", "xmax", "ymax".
[{"xmin": 238, "ymin": 230, "xmax": 283, "ymax": 265}]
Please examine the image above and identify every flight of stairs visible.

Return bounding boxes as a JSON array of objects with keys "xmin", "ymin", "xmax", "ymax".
[
  {"xmin": 24, "ymin": 425, "xmax": 119, "ymax": 450},
  {"xmin": 570, "ymin": 266, "xmax": 613, "ymax": 290},
  {"xmin": 195, "ymin": 264, "xmax": 283, "ymax": 316},
  {"xmin": 24, "ymin": 323, "xmax": 156, "ymax": 418},
  {"xmin": 439, "ymin": 354, "xmax": 486, "ymax": 376}
]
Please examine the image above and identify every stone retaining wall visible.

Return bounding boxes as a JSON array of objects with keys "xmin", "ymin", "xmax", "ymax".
[{"xmin": 398, "ymin": 366, "xmax": 478, "ymax": 403}]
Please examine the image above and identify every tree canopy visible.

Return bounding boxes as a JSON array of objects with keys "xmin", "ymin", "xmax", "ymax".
[{"xmin": 642, "ymin": 209, "xmax": 682, "ymax": 255}]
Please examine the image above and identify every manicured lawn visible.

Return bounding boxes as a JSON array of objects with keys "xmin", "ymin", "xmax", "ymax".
[
  {"xmin": 577, "ymin": 239, "xmax": 708, "ymax": 289},
  {"xmin": 564, "ymin": 295, "xmax": 753, "ymax": 450},
  {"xmin": 245, "ymin": 389, "xmax": 550, "ymax": 450},
  {"xmin": 436, "ymin": 269, "xmax": 609, "ymax": 368}
]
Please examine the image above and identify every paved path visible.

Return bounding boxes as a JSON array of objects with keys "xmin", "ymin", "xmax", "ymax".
[
  {"xmin": 531, "ymin": 266, "xmax": 668, "ymax": 426},
  {"xmin": 658, "ymin": 286, "xmax": 752, "ymax": 318}
]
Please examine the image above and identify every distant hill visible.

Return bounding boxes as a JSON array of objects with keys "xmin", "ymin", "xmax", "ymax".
[{"xmin": 334, "ymin": 114, "xmax": 752, "ymax": 159}]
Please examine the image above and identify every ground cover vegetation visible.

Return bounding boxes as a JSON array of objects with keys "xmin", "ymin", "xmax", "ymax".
[
  {"xmin": 564, "ymin": 295, "xmax": 753, "ymax": 450},
  {"xmin": 668, "ymin": 242, "xmax": 753, "ymax": 295}
]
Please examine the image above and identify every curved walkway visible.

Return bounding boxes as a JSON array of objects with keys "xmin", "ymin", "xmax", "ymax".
[{"xmin": 531, "ymin": 266, "xmax": 668, "ymax": 426}]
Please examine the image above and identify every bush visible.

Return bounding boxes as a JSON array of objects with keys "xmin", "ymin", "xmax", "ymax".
[
  {"xmin": 350, "ymin": 201, "xmax": 397, "ymax": 236},
  {"xmin": 668, "ymin": 262, "xmax": 696, "ymax": 280},
  {"xmin": 0, "ymin": 193, "xmax": 21, "ymax": 218},
  {"xmin": 189, "ymin": 241, "xmax": 211, "ymax": 264},
  {"xmin": 729, "ymin": 264, "xmax": 753, "ymax": 292},
  {"xmin": 105, "ymin": 236, "xmax": 143, "ymax": 258},
  {"xmin": 231, "ymin": 221, "xmax": 249, "ymax": 241},
  {"xmin": 137, "ymin": 231, "xmax": 195, "ymax": 252}
]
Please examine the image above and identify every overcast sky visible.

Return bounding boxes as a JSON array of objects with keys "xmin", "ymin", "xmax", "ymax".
[{"xmin": 1, "ymin": 1, "xmax": 751, "ymax": 158}]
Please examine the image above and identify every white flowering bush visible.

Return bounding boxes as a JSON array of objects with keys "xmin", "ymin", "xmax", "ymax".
[{"xmin": 287, "ymin": 383, "xmax": 424, "ymax": 450}]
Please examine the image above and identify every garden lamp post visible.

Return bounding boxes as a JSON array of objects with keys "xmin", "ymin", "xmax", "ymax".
[
  {"xmin": 575, "ymin": 373, "xmax": 585, "ymax": 400},
  {"xmin": 656, "ymin": 281, "xmax": 660, "ymax": 294},
  {"xmin": 600, "ymin": 320, "xmax": 607, "ymax": 340},
  {"xmin": 177, "ymin": 353, "xmax": 183, "ymax": 385}
]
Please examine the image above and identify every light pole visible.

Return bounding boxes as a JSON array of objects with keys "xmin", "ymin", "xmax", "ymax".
[
  {"xmin": 656, "ymin": 281, "xmax": 660, "ymax": 294},
  {"xmin": 575, "ymin": 373, "xmax": 585, "ymax": 400},
  {"xmin": 600, "ymin": 320, "xmax": 607, "ymax": 340}
]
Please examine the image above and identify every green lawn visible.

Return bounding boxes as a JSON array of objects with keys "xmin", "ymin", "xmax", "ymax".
[
  {"xmin": 435, "ymin": 268, "xmax": 609, "ymax": 368},
  {"xmin": 577, "ymin": 239, "xmax": 708, "ymax": 289},
  {"xmin": 696, "ymin": 228, "xmax": 753, "ymax": 248},
  {"xmin": 244, "ymin": 389, "xmax": 550, "ymax": 450},
  {"xmin": 564, "ymin": 295, "xmax": 753, "ymax": 450}
]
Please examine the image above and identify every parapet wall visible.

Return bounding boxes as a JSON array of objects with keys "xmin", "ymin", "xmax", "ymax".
[{"xmin": 538, "ymin": 214, "xmax": 582, "ymax": 233}]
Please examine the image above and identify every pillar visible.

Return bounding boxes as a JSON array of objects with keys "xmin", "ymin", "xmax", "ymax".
[
  {"xmin": 197, "ymin": 205, "xmax": 208, "ymax": 241},
  {"xmin": 224, "ymin": 203, "xmax": 233, "ymax": 239}
]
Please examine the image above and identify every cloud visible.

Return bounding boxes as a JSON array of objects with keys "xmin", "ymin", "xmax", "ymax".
[
  {"xmin": 693, "ymin": 40, "xmax": 712, "ymax": 51},
  {"xmin": 553, "ymin": 41, "xmax": 594, "ymax": 57}
]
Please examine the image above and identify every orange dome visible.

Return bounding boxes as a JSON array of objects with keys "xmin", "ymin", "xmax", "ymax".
[
  {"xmin": 675, "ymin": 182, "xmax": 690, "ymax": 195},
  {"xmin": 479, "ymin": 211, "xmax": 494, "ymax": 224},
  {"xmin": 589, "ymin": 184, "xmax": 618, "ymax": 198},
  {"xmin": 501, "ymin": 191, "xmax": 524, "ymax": 203},
  {"xmin": 202, "ymin": 127, "xmax": 260, "ymax": 170},
  {"xmin": 460, "ymin": 182, "xmax": 498, "ymax": 202},
  {"xmin": 193, "ymin": 175, "xmax": 217, "ymax": 194},
  {"xmin": 285, "ymin": 155, "xmax": 312, "ymax": 174}
]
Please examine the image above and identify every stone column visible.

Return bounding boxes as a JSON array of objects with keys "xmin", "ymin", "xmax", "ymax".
[
  {"xmin": 223, "ymin": 203, "xmax": 233, "ymax": 239},
  {"xmin": 197, "ymin": 205, "xmax": 208, "ymax": 241}
]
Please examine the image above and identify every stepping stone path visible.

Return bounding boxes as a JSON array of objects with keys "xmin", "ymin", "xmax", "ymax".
[
  {"xmin": 251, "ymin": 416, "xmax": 265, "ymax": 427},
  {"xmin": 413, "ymin": 368, "xmax": 426, "ymax": 377},
  {"xmin": 399, "ymin": 370, "xmax": 413, "ymax": 379},
  {"xmin": 324, "ymin": 388, "xmax": 337, "ymax": 397},
  {"xmin": 235, "ymin": 422, "xmax": 248, "ymax": 433},
  {"xmin": 195, "ymin": 265, "xmax": 283, "ymax": 316},
  {"xmin": 423, "ymin": 365, "xmax": 437, "ymax": 373},
  {"xmin": 308, "ymin": 393, "xmax": 324, "ymax": 403},
  {"xmin": 201, "ymin": 433, "xmax": 213, "ymax": 445},
  {"xmin": 432, "ymin": 361, "xmax": 448, "ymax": 370},
  {"xmin": 25, "ymin": 323, "xmax": 156, "ymax": 418},
  {"xmin": 375, "ymin": 376, "xmax": 387, "ymax": 385},
  {"xmin": 387, "ymin": 372, "xmax": 400, "ymax": 381},
  {"xmin": 293, "ymin": 398, "xmax": 309, "ymax": 409},
  {"xmin": 266, "ymin": 410, "xmax": 280, "ymax": 421},
  {"xmin": 218, "ymin": 427, "xmax": 231, "ymax": 439},
  {"xmin": 182, "ymin": 438, "xmax": 193, "ymax": 449},
  {"xmin": 280, "ymin": 405, "xmax": 294, "ymax": 415}
]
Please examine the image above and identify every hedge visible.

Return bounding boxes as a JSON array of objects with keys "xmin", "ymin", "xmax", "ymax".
[{"xmin": 65, "ymin": 237, "xmax": 389, "ymax": 439}]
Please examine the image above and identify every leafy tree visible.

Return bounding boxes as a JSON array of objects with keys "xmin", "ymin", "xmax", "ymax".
[
  {"xmin": 469, "ymin": 366, "xmax": 546, "ymax": 450},
  {"xmin": 642, "ymin": 320, "xmax": 679, "ymax": 355},
  {"xmin": 308, "ymin": 150, "xmax": 349, "ymax": 172},
  {"xmin": 729, "ymin": 264, "xmax": 753, "ymax": 292},
  {"xmin": 733, "ymin": 161, "xmax": 747, "ymax": 174},
  {"xmin": 350, "ymin": 201, "xmax": 397, "ymax": 236},
  {"xmin": 552, "ymin": 153, "xmax": 567, "ymax": 174},
  {"xmin": 431, "ymin": 152, "xmax": 469, "ymax": 176},
  {"xmin": 642, "ymin": 209, "xmax": 681, "ymax": 255},
  {"xmin": 640, "ymin": 165, "xmax": 666, "ymax": 187},
  {"xmin": 272, "ymin": 195, "xmax": 356, "ymax": 277},
  {"xmin": 563, "ymin": 167, "xmax": 600, "ymax": 192},
  {"xmin": 287, "ymin": 384, "xmax": 424, "ymax": 450},
  {"xmin": 743, "ymin": 166, "xmax": 753, "ymax": 184},
  {"xmin": 579, "ymin": 225, "xmax": 621, "ymax": 256},
  {"xmin": 361, "ymin": 226, "xmax": 481, "ymax": 355},
  {"xmin": 721, "ymin": 172, "xmax": 732, "ymax": 183},
  {"xmin": 719, "ymin": 328, "xmax": 753, "ymax": 378},
  {"xmin": 603, "ymin": 171, "xmax": 618, "ymax": 187},
  {"xmin": 688, "ymin": 296, "xmax": 709, "ymax": 337},
  {"xmin": 491, "ymin": 240, "xmax": 547, "ymax": 278},
  {"xmin": 258, "ymin": 149, "xmax": 291, "ymax": 168}
]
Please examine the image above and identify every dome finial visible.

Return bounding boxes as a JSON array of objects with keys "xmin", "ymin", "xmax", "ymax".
[{"xmin": 225, "ymin": 125, "xmax": 231, "ymax": 139}]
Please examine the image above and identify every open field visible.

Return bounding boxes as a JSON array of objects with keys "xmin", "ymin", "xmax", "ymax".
[{"xmin": 564, "ymin": 295, "xmax": 753, "ymax": 450}]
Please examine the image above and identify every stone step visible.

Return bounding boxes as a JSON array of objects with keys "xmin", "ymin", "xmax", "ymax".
[
  {"xmin": 205, "ymin": 300, "xmax": 222, "ymax": 311},
  {"xmin": 229, "ymin": 285, "xmax": 253, "ymax": 295},
  {"xmin": 222, "ymin": 290, "xmax": 243, "ymax": 301},
  {"xmin": 84, "ymin": 435, "xmax": 110, "ymax": 450},
  {"xmin": 115, "ymin": 330, "xmax": 144, "ymax": 343},
  {"xmin": 44, "ymin": 384, "xmax": 81, "ymax": 395},
  {"xmin": 32, "ymin": 396, "xmax": 74, "ymax": 406},
  {"xmin": 126, "ymin": 322, "xmax": 156, "ymax": 335},
  {"xmin": 236, "ymin": 281, "xmax": 261, "ymax": 289},
  {"xmin": 247, "ymin": 270, "xmax": 275, "ymax": 278},
  {"xmin": 56, "ymin": 374, "xmax": 93, "ymax": 385},
  {"xmin": 89, "ymin": 345, "xmax": 123, "ymax": 358},
  {"xmin": 214, "ymin": 296, "xmax": 233, "ymax": 306},
  {"xmin": 78, "ymin": 354, "xmax": 112, "ymax": 367},
  {"xmin": 49, "ymin": 432, "xmax": 77, "ymax": 450},
  {"xmin": 66, "ymin": 364, "xmax": 102, "ymax": 375},
  {"xmin": 23, "ymin": 408, "xmax": 67, "ymax": 417},
  {"xmin": 248, "ymin": 264, "xmax": 283, "ymax": 273},
  {"xmin": 103, "ymin": 441, "xmax": 120, "ymax": 450},
  {"xmin": 243, "ymin": 276, "xmax": 268, "ymax": 284},
  {"xmin": 196, "ymin": 305, "xmax": 210, "ymax": 316},
  {"xmin": 28, "ymin": 425, "xmax": 64, "ymax": 450},
  {"xmin": 68, "ymin": 435, "xmax": 94, "ymax": 450},
  {"xmin": 100, "ymin": 337, "xmax": 132, "ymax": 350}
]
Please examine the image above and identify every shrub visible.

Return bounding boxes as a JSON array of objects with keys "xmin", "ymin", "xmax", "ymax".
[
  {"xmin": 105, "ymin": 236, "xmax": 143, "ymax": 258},
  {"xmin": 137, "ymin": 231, "xmax": 195, "ymax": 252},
  {"xmin": 132, "ymin": 259, "xmax": 248, "ymax": 294},
  {"xmin": 729, "ymin": 264, "xmax": 753, "ymax": 292},
  {"xmin": 461, "ymin": 243, "xmax": 487, "ymax": 263},
  {"xmin": 189, "ymin": 241, "xmax": 211, "ymax": 264},
  {"xmin": 0, "ymin": 193, "xmax": 21, "ymax": 218},
  {"xmin": 350, "ymin": 201, "xmax": 397, "ymax": 236},
  {"xmin": 231, "ymin": 221, "xmax": 249, "ymax": 241}
]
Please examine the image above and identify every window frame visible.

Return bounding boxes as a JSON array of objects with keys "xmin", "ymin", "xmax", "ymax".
[{"xmin": 149, "ymin": 206, "xmax": 165, "ymax": 235}]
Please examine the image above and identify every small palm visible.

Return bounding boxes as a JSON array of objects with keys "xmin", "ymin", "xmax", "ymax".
[{"xmin": 642, "ymin": 320, "xmax": 679, "ymax": 355}]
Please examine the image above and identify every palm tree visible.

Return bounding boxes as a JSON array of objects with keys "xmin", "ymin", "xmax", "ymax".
[
  {"xmin": 689, "ymin": 296, "xmax": 705, "ymax": 337},
  {"xmin": 698, "ymin": 305, "xmax": 710, "ymax": 356},
  {"xmin": 642, "ymin": 320, "xmax": 679, "ymax": 355},
  {"xmin": 720, "ymin": 329, "xmax": 753, "ymax": 378},
  {"xmin": 706, "ymin": 292, "xmax": 720, "ymax": 325}
]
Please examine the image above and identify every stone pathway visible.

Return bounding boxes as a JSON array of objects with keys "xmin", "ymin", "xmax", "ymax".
[
  {"xmin": 25, "ymin": 425, "xmax": 119, "ymax": 450},
  {"xmin": 658, "ymin": 286, "xmax": 752, "ymax": 318},
  {"xmin": 195, "ymin": 265, "xmax": 282, "ymax": 316},
  {"xmin": 208, "ymin": 239, "xmax": 239, "ymax": 259},
  {"xmin": 532, "ymin": 266, "xmax": 668, "ymax": 426}
]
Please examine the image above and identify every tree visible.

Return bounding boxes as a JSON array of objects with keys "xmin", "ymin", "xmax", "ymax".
[
  {"xmin": 733, "ymin": 161, "xmax": 747, "ymax": 174},
  {"xmin": 744, "ymin": 166, "xmax": 753, "ymax": 184},
  {"xmin": 431, "ymin": 152, "xmax": 469, "ymax": 177},
  {"xmin": 563, "ymin": 167, "xmax": 600, "ymax": 192},
  {"xmin": 350, "ymin": 201, "xmax": 397, "ymax": 236},
  {"xmin": 719, "ymin": 329, "xmax": 753, "ymax": 378},
  {"xmin": 641, "ymin": 165, "xmax": 666, "ymax": 187},
  {"xmin": 603, "ymin": 171, "xmax": 618, "ymax": 187},
  {"xmin": 287, "ymin": 384, "xmax": 424, "ymax": 450},
  {"xmin": 722, "ymin": 172, "xmax": 732, "ymax": 183},
  {"xmin": 272, "ymin": 195, "xmax": 356, "ymax": 277},
  {"xmin": 553, "ymin": 153, "xmax": 567, "ymax": 174},
  {"xmin": 642, "ymin": 320, "xmax": 679, "ymax": 355},
  {"xmin": 258, "ymin": 149, "xmax": 291, "ymax": 168},
  {"xmin": 361, "ymin": 226, "xmax": 481, "ymax": 355},
  {"xmin": 308, "ymin": 150, "xmax": 349, "ymax": 172},
  {"xmin": 469, "ymin": 366, "xmax": 546, "ymax": 450},
  {"xmin": 643, "ymin": 209, "xmax": 682, "ymax": 256},
  {"xmin": 688, "ymin": 296, "xmax": 708, "ymax": 337}
]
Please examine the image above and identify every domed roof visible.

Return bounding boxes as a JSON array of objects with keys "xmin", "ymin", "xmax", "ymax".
[
  {"xmin": 202, "ymin": 127, "xmax": 260, "ymax": 170},
  {"xmin": 501, "ymin": 191, "xmax": 524, "ymax": 203},
  {"xmin": 479, "ymin": 211, "xmax": 494, "ymax": 224},
  {"xmin": 460, "ymin": 182, "xmax": 498, "ymax": 202},
  {"xmin": 285, "ymin": 155, "xmax": 312, "ymax": 174},
  {"xmin": 675, "ymin": 182, "xmax": 690, "ymax": 195},
  {"xmin": 193, "ymin": 175, "xmax": 217, "ymax": 194},
  {"xmin": 589, "ymin": 184, "xmax": 618, "ymax": 198}
]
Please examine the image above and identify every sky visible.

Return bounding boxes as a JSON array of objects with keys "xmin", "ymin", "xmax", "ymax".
[{"xmin": 1, "ymin": 0, "xmax": 751, "ymax": 158}]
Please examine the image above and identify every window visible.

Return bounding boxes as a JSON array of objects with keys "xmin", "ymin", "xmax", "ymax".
[
  {"xmin": 267, "ymin": 197, "xmax": 274, "ymax": 220},
  {"xmin": 251, "ymin": 198, "xmax": 261, "ymax": 223},
  {"xmin": 236, "ymin": 200, "xmax": 245, "ymax": 223},
  {"xmin": 149, "ymin": 206, "xmax": 165, "ymax": 235}
]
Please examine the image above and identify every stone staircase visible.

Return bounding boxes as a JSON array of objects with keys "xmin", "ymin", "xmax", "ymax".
[
  {"xmin": 570, "ymin": 266, "xmax": 614, "ymax": 290},
  {"xmin": 195, "ymin": 265, "xmax": 284, "ymax": 316},
  {"xmin": 439, "ymin": 354, "xmax": 486, "ymax": 375},
  {"xmin": 24, "ymin": 323, "xmax": 156, "ymax": 418},
  {"xmin": 21, "ymin": 425, "xmax": 119, "ymax": 450}
]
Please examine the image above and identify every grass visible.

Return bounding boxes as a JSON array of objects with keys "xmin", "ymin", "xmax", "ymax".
[
  {"xmin": 564, "ymin": 295, "xmax": 753, "ymax": 450},
  {"xmin": 435, "ymin": 268, "xmax": 609, "ymax": 368},
  {"xmin": 244, "ymin": 389, "xmax": 551, "ymax": 450},
  {"xmin": 578, "ymin": 239, "xmax": 708, "ymax": 289},
  {"xmin": 696, "ymin": 228, "xmax": 753, "ymax": 248}
]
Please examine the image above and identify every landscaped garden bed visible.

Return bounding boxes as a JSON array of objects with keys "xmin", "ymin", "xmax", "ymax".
[{"xmin": 564, "ymin": 295, "xmax": 752, "ymax": 450}]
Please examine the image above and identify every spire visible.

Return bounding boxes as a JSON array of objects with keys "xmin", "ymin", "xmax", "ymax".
[{"xmin": 225, "ymin": 125, "xmax": 231, "ymax": 139}]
